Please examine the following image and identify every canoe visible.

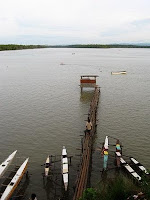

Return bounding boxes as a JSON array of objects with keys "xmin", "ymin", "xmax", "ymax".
[
  {"xmin": 101, "ymin": 136, "xmax": 109, "ymax": 171},
  {"xmin": 61, "ymin": 146, "xmax": 68, "ymax": 191},
  {"xmin": 120, "ymin": 157, "xmax": 141, "ymax": 182},
  {"xmin": 130, "ymin": 157, "xmax": 149, "ymax": 175},
  {"xmin": 115, "ymin": 140, "xmax": 122, "ymax": 168},
  {"xmin": 111, "ymin": 71, "xmax": 126, "ymax": 75},
  {"xmin": 45, "ymin": 155, "xmax": 50, "ymax": 177},
  {"xmin": 0, "ymin": 150, "xmax": 17, "ymax": 178},
  {"xmin": 1, "ymin": 158, "xmax": 29, "ymax": 200}
]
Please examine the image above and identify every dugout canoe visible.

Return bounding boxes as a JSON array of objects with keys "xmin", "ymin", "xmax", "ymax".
[{"xmin": 0, "ymin": 150, "xmax": 17, "ymax": 178}]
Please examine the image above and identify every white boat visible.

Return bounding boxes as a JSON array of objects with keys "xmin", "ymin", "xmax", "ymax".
[
  {"xmin": 0, "ymin": 150, "xmax": 17, "ymax": 178},
  {"xmin": 104, "ymin": 136, "xmax": 108, "ymax": 149},
  {"xmin": 45, "ymin": 155, "xmax": 50, "ymax": 177},
  {"xmin": 130, "ymin": 157, "xmax": 149, "ymax": 175},
  {"xmin": 120, "ymin": 157, "xmax": 141, "ymax": 181},
  {"xmin": 111, "ymin": 71, "xmax": 126, "ymax": 75},
  {"xmin": 61, "ymin": 146, "xmax": 68, "ymax": 191},
  {"xmin": 1, "ymin": 158, "xmax": 29, "ymax": 200}
]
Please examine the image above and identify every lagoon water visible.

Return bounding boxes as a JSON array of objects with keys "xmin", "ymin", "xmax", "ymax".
[{"xmin": 0, "ymin": 48, "xmax": 150, "ymax": 199}]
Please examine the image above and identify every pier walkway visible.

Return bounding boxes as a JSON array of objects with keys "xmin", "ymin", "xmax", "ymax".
[{"xmin": 73, "ymin": 87, "xmax": 100, "ymax": 200}]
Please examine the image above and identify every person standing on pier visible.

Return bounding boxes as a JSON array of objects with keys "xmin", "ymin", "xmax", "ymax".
[{"xmin": 85, "ymin": 117, "xmax": 92, "ymax": 135}]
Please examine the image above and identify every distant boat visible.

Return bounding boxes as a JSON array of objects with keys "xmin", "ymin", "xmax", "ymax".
[
  {"xmin": 0, "ymin": 150, "xmax": 17, "ymax": 178},
  {"xmin": 61, "ymin": 146, "xmax": 68, "ymax": 191},
  {"xmin": 60, "ymin": 62, "xmax": 65, "ymax": 65},
  {"xmin": 111, "ymin": 71, "xmax": 127, "ymax": 75}
]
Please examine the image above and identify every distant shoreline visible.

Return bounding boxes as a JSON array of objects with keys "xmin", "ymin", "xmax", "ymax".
[{"xmin": 0, "ymin": 44, "xmax": 150, "ymax": 51}]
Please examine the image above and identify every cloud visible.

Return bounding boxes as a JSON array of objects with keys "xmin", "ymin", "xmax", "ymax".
[
  {"xmin": 131, "ymin": 18, "xmax": 150, "ymax": 27},
  {"xmin": 0, "ymin": 0, "xmax": 150, "ymax": 44}
]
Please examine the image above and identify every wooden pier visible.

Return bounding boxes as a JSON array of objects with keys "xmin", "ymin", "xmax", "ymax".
[{"xmin": 73, "ymin": 86, "xmax": 100, "ymax": 200}]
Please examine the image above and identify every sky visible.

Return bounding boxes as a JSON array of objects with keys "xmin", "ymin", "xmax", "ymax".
[{"xmin": 0, "ymin": 0, "xmax": 150, "ymax": 45}]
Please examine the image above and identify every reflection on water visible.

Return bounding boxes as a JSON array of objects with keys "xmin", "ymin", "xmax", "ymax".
[
  {"xmin": 43, "ymin": 178, "xmax": 54, "ymax": 200},
  {"xmin": 80, "ymin": 90, "xmax": 94, "ymax": 103}
]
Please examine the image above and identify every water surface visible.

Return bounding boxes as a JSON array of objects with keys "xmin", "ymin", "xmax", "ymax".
[{"xmin": 0, "ymin": 48, "xmax": 150, "ymax": 199}]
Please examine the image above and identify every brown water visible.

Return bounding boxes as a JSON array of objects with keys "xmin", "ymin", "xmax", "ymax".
[{"xmin": 0, "ymin": 48, "xmax": 150, "ymax": 199}]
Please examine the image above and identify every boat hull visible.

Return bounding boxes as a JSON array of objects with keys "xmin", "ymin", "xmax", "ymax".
[
  {"xmin": 1, "ymin": 158, "xmax": 29, "ymax": 200},
  {"xmin": 102, "ymin": 136, "xmax": 109, "ymax": 170},
  {"xmin": 130, "ymin": 157, "xmax": 149, "ymax": 175},
  {"xmin": 120, "ymin": 157, "xmax": 141, "ymax": 182},
  {"xmin": 45, "ymin": 156, "xmax": 50, "ymax": 177},
  {"xmin": 0, "ymin": 150, "xmax": 17, "ymax": 178},
  {"xmin": 111, "ymin": 71, "xmax": 126, "ymax": 75},
  {"xmin": 61, "ymin": 146, "xmax": 68, "ymax": 191}
]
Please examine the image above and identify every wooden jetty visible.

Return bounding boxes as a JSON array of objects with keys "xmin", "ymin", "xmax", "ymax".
[{"xmin": 73, "ymin": 86, "xmax": 100, "ymax": 200}]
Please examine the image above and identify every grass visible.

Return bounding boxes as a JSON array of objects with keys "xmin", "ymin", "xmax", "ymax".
[{"xmin": 80, "ymin": 174, "xmax": 144, "ymax": 200}]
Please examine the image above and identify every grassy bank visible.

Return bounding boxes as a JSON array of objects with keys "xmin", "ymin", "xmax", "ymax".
[{"xmin": 79, "ymin": 174, "xmax": 150, "ymax": 200}]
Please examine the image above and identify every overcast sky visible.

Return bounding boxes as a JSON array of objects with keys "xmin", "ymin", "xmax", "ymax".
[{"xmin": 0, "ymin": 0, "xmax": 150, "ymax": 45}]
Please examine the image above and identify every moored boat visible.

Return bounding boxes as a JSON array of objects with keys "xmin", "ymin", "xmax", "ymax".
[
  {"xmin": 115, "ymin": 140, "xmax": 122, "ymax": 168},
  {"xmin": 0, "ymin": 157, "xmax": 29, "ymax": 200},
  {"xmin": 120, "ymin": 157, "xmax": 141, "ymax": 182},
  {"xmin": 0, "ymin": 150, "xmax": 17, "ymax": 178},
  {"xmin": 101, "ymin": 136, "xmax": 109, "ymax": 171},
  {"xmin": 45, "ymin": 155, "xmax": 50, "ymax": 177},
  {"xmin": 130, "ymin": 157, "xmax": 149, "ymax": 175},
  {"xmin": 111, "ymin": 71, "xmax": 127, "ymax": 75},
  {"xmin": 61, "ymin": 146, "xmax": 68, "ymax": 191}
]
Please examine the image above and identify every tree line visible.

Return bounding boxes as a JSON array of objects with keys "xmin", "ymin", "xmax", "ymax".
[
  {"xmin": 0, "ymin": 44, "xmax": 150, "ymax": 51},
  {"xmin": 0, "ymin": 44, "xmax": 49, "ymax": 51}
]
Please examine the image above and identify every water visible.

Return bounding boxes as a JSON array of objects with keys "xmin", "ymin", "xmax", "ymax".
[{"xmin": 0, "ymin": 48, "xmax": 150, "ymax": 199}]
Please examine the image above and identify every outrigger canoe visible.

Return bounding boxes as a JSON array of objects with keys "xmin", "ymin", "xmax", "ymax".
[
  {"xmin": 45, "ymin": 155, "xmax": 50, "ymax": 177},
  {"xmin": 0, "ymin": 158, "xmax": 29, "ymax": 200},
  {"xmin": 120, "ymin": 157, "xmax": 141, "ymax": 182},
  {"xmin": 0, "ymin": 150, "xmax": 17, "ymax": 178},
  {"xmin": 101, "ymin": 136, "xmax": 109, "ymax": 171},
  {"xmin": 61, "ymin": 146, "xmax": 68, "ymax": 191},
  {"xmin": 130, "ymin": 157, "xmax": 149, "ymax": 175}
]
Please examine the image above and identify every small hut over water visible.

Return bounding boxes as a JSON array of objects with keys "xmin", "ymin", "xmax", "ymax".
[{"xmin": 80, "ymin": 75, "xmax": 98, "ymax": 91}]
